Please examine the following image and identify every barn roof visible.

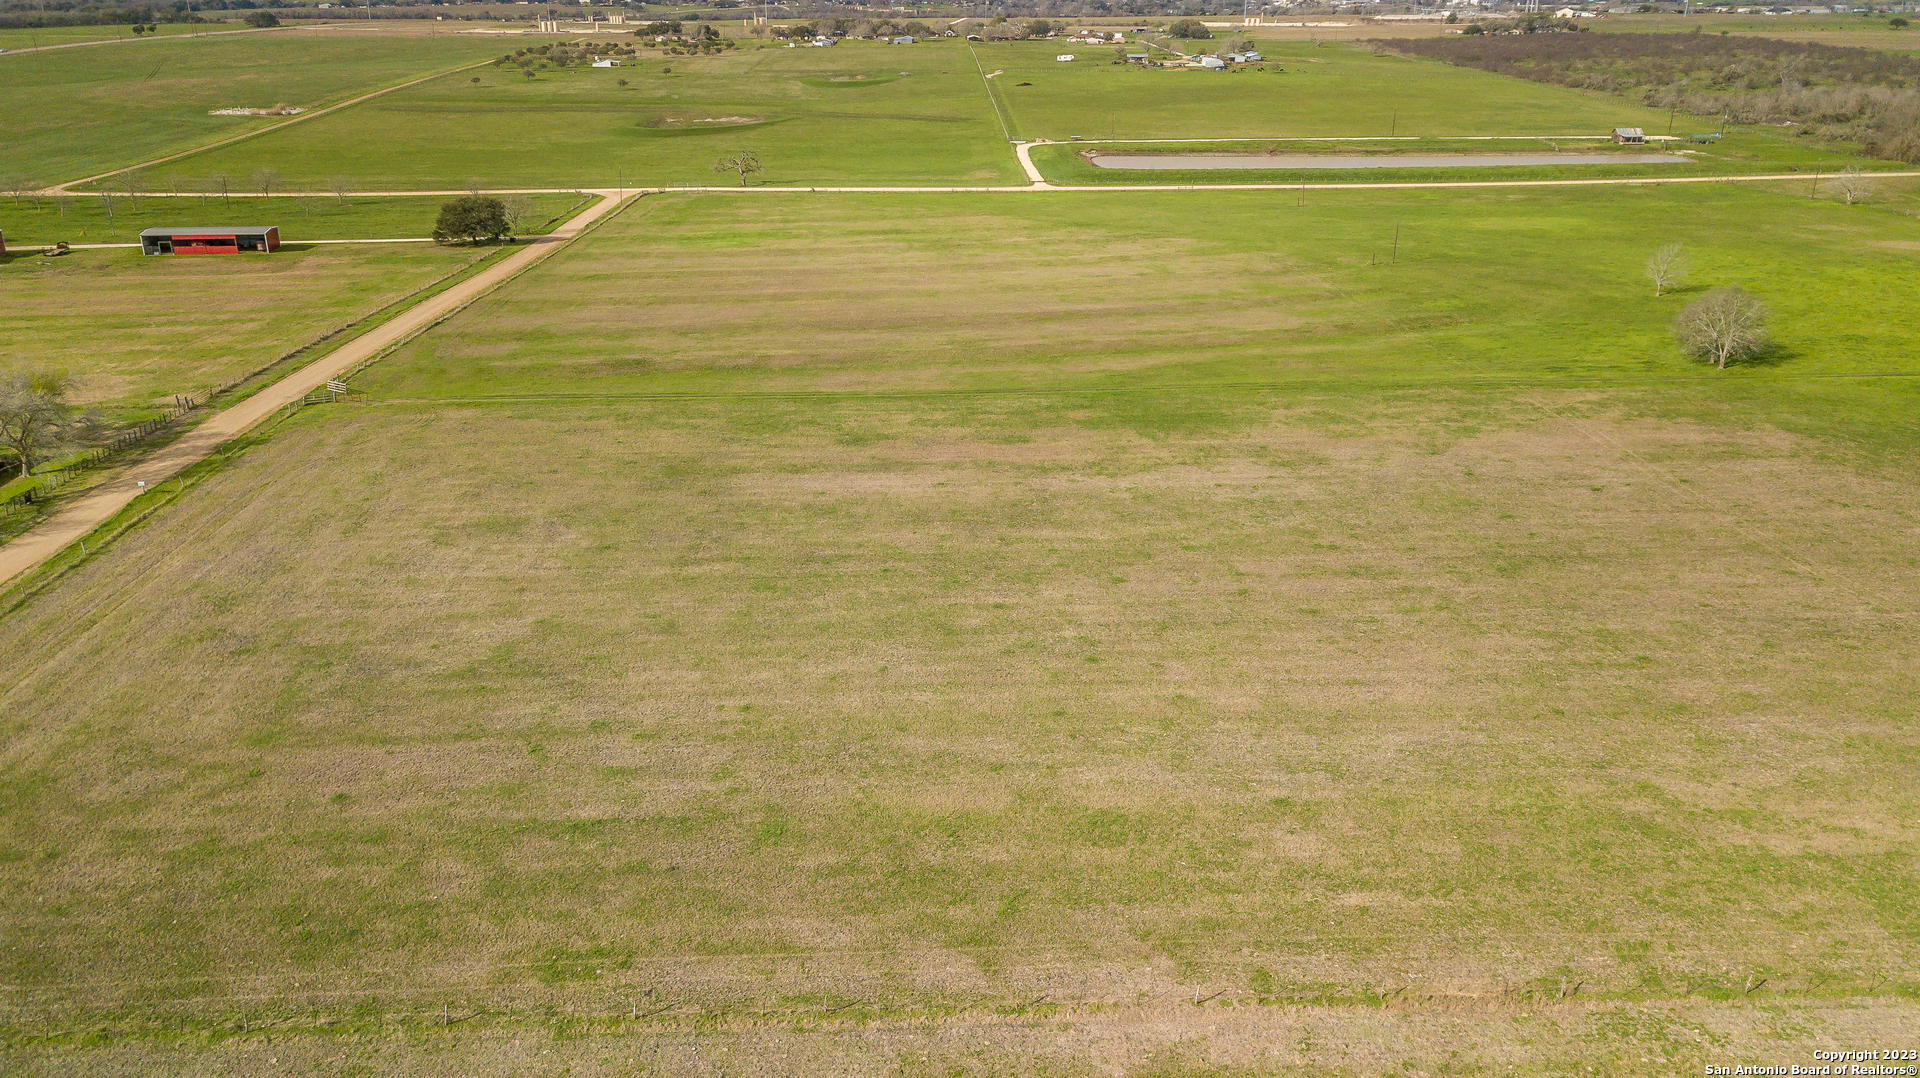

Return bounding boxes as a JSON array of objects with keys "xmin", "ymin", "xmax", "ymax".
[{"xmin": 140, "ymin": 226, "xmax": 279, "ymax": 237}]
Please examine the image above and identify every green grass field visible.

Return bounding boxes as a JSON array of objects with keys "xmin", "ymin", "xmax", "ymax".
[
  {"xmin": 5, "ymin": 24, "xmax": 1920, "ymax": 1076},
  {"xmin": 363, "ymin": 186, "xmax": 1920, "ymax": 427},
  {"xmin": 987, "ymin": 39, "xmax": 1681, "ymax": 142},
  {"xmin": 0, "ymin": 21, "xmax": 241, "ymax": 49},
  {"xmin": 143, "ymin": 37, "xmax": 1887, "ymax": 192},
  {"xmin": 3, "ymin": 185, "xmax": 1917, "ymax": 1073},
  {"xmin": 0, "ymin": 242, "xmax": 496, "ymax": 415},
  {"xmin": 0, "ymin": 191, "xmax": 589, "ymax": 247},
  {"xmin": 0, "ymin": 30, "xmax": 510, "ymax": 188},
  {"xmin": 156, "ymin": 39, "xmax": 1023, "ymax": 189}
]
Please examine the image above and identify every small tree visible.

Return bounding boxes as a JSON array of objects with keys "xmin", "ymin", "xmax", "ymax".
[
  {"xmin": 328, "ymin": 175, "xmax": 353, "ymax": 206},
  {"xmin": 1673, "ymin": 287, "xmax": 1768, "ymax": 369},
  {"xmin": 432, "ymin": 195, "xmax": 510, "ymax": 244},
  {"xmin": 244, "ymin": 10, "xmax": 280, "ymax": 27},
  {"xmin": 1828, "ymin": 166, "xmax": 1873, "ymax": 205},
  {"xmin": 0, "ymin": 371, "xmax": 95, "ymax": 480},
  {"xmin": 502, "ymin": 194, "xmax": 534, "ymax": 235},
  {"xmin": 252, "ymin": 167, "xmax": 280, "ymax": 196},
  {"xmin": 1645, "ymin": 243, "xmax": 1688, "ymax": 297},
  {"xmin": 1891, "ymin": 16, "xmax": 1909, "ymax": 28},
  {"xmin": 711, "ymin": 149, "xmax": 763, "ymax": 186},
  {"xmin": 211, "ymin": 171, "xmax": 231, "ymax": 204}
]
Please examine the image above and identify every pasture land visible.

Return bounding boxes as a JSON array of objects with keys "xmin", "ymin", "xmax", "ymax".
[
  {"xmin": 1, "ymin": 186, "xmax": 1917, "ymax": 1072},
  {"xmin": 986, "ymin": 40, "xmax": 1678, "ymax": 142},
  {"xmin": 163, "ymin": 39, "xmax": 1023, "ymax": 190},
  {"xmin": 149, "ymin": 37, "xmax": 1806, "ymax": 190},
  {"xmin": 0, "ymin": 367, "xmax": 1915, "ymax": 1071},
  {"xmin": 365, "ymin": 186, "xmax": 1920, "ymax": 438},
  {"xmin": 0, "ymin": 242, "xmax": 497, "ymax": 415},
  {"xmin": 0, "ymin": 21, "xmax": 239, "ymax": 49},
  {"xmin": 0, "ymin": 30, "xmax": 510, "ymax": 188},
  {"xmin": 0, "ymin": 191, "xmax": 590, "ymax": 247}
]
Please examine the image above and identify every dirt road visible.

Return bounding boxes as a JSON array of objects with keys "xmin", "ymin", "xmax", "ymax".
[{"xmin": 0, "ymin": 189, "xmax": 630, "ymax": 590}]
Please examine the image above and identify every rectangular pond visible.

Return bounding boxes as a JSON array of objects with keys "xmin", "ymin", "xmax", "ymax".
[{"xmin": 1089, "ymin": 153, "xmax": 1692, "ymax": 170}]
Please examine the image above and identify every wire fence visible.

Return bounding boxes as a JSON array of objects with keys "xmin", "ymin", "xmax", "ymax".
[{"xmin": 1, "ymin": 387, "xmax": 223, "ymax": 512}]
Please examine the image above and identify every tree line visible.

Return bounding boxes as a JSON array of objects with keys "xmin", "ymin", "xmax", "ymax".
[{"xmin": 1385, "ymin": 31, "xmax": 1920, "ymax": 163}]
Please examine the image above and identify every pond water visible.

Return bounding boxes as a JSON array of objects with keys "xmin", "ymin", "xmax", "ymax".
[{"xmin": 1089, "ymin": 153, "xmax": 1691, "ymax": 170}]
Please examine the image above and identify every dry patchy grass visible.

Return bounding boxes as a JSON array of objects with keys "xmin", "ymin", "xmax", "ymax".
[{"xmin": 1, "ymin": 397, "xmax": 1914, "ymax": 1047}]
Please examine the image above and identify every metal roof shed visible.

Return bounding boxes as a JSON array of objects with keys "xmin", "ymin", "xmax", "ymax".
[{"xmin": 140, "ymin": 226, "xmax": 281, "ymax": 255}]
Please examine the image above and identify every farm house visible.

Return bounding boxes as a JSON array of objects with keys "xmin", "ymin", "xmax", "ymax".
[{"xmin": 140, "ymin": 226, "xmax": 281, "ymax": 255}]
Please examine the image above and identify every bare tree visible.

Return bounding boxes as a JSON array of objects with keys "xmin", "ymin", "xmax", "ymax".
[
  {"xmin": 211, "ymin": 171, "xmax": 232, "ymax": 204},
  {"xmin": 1828, "ymin": 166, "xmax": 1874, "ymax": 206},
  {"xmin": 1645, "ymin": 243, "xmax": 1688, "ymax": 298},
  {"xmin": 711, "ymin": 149, "xmax": 763, "ymax": 187},
  {"xmin": 1673, "ymin": 287, "xmax": 1768, "ymax": 369},
  {"xmin": 328, "ymin": 175, "xmax": 353, "ymax": 206},
  {"xmin": 0, "ymin": 371, "xmax": 97, "ymax": 480},
  {"xmin": 252, "ymin": 167, "xmax": 280, "ymax": 196},
  {"xmin": 502, "ymin": 194, "xmax": 535, "ymax": 235}
]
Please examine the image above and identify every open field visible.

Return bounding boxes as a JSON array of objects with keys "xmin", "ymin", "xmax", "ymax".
[
  {"xmin": 145, "ymin": 36, "xmax": 1821, "ymax": 190},
  {"xmin": 0, "ymin": 191, "xmax": 590, "ymax": 247},
  {"xmin": 0, "ymin": 30, "xmax": 511, "ymax": 188},
  {"xmin": 365, "ymin": 187, "xmax": 1920, "ymax": 432},
  {"xmin": 5, "ymin": 21, "xmax": 1920, "ymax": 1075},
  {"xmin": 159, "ymin": 39, "xmax": 1023, "ymax": 190},
  {"xmin": 0, "ymin": 242, "xmax": 497, "ymax": 415},
  {"xmin": 987, "ymin": 40, "xmax": 1682, "ymax": 142},
  {"xmin": 0, "ymin": 389, "xmax": 1916, "ymax": 1069},
  {"xmin": 0, "ymin": 22, "xmax": 242, "ymax": 50},
  {"xmin": 88, "ymin": 35, "xmax": 1905, "ymax": 192},
  {"xmin": 2, "ymin": 187, "xmax": 1917, "ymax": 1073}
]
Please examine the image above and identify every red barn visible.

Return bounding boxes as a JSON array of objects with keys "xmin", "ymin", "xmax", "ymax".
[{"xmin": 140, "ymin": 226, "xmax": 280, "ymax": 255}]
